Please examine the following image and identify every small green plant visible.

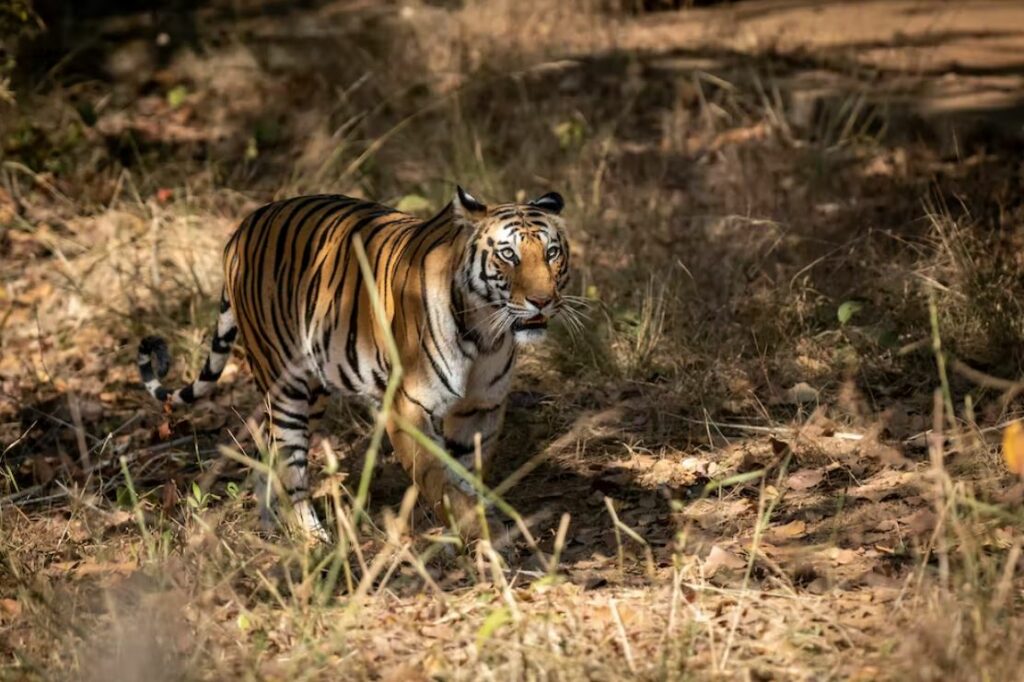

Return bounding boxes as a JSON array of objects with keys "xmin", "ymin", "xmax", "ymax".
[
  {"xmin": 186, "ymin": 481, "xmax": 218, "ymax": 511},
  {"xmin": 165, "ymin": 85, "xmax": 188, "ymax": 109},
  {"xmin": 552, "ymin": 116, "xmax": 587, "ymax": 150},
  {"xmin": 836, "ymin": 299, "xmax": 863, "ymax": 326},
  {"xmin": 115, "ymin": 485, "xmax": 133, "ymax": 510},
  {"xmin": 0, "ymin": 0, "xmax": 41, "ymax": 102},
  {"xmin": 395, "ymin": 193, "xmax": 432, "ymax": 215}
]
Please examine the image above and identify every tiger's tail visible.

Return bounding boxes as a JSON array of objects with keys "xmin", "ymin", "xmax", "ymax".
[{"xmin": 138, "ymin": 291, "xmax": 238, "ymax": 407}]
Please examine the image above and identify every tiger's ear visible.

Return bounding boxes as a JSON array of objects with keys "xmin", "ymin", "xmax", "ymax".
[
  {"xmin": 454, "ymin": 185, "xmax": 487, "ymax": 219},
  {"xmin": 528, "ymin": 191, "xmax": 564, "ymax": 215}
]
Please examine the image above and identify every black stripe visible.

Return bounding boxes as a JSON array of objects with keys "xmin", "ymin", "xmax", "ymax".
[
  {"xmin": 346, "ymin": 213, "xmax": 405, "ymax": 380},
  {"xmin": 198, "ymin": 360, "xmax": 219, "ymax": 382},
  {"xmin": 417, "ymin": 230, "xmax": 461, "ymax": 391},
  {"xmin": 391, "ymin": 205, "xmax": 452, "ymax": 296},
  {"xmin": 306, "ymin": 269, "xmax": 323, "ymax": 330},
  {"xmin": 273, "ymin": 406, "xmax": 309, "ymax": 423},
  {"xmin": 297, "ymin": 201, "xmax": 358, "ymax": 319},
  {"xmin": 267, "ymin": 198, "xmax": 333, "ymax": 350},
  {"xmin": 245, "ymin": 198, "xmax": 303, "ymax": 360},
  {"xmin": 272, "ymin": 416, "xmax": 308, "ymax": 431},
  {"xmin": 329, "ymin": 210, "xmax": 394, "ymax": 384},
  {"xmin": 452, "ymin": 403, "xmax": 502, "ymax": 419},
  {"xmin": 336, "ymin": 363, "xmax": 357, "ymax": 392},
  {"xmin": 380, "ymin": 219, "xmax": 425, "ymax": 303},
  {"xmin": 291, "ymin": 199, "xmax": 355, "ymax": 299},
  {"xmin": 283, "ymin": 200, "xmax": 338, "ymax": 313},
  {"xmin": 444, "ymin": 438, "xmax": 475, "ymax": 457},
  {"xmin": 211, "ymin": 328, "xmax": 236, "ymax": 353},
  {"xmin": 240, "ymin": 201, "xmax": 294, "ymax": 378},
  {"xmin": 400, "ymin": 387, "xmax": 433, "ymax": 416},
  {"xmin": 488, "ymin": 350, "xmax": 516, "ymax": 387},
  {"xmin": 277, "ymin": 383, "xmax": 309, "ymax": 402},
  {"xmin": 451, "ymin": 279, "xmax": 469, "ymax": 337}
]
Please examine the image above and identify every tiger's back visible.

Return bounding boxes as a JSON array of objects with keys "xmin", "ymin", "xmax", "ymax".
[{"xmin": 224, "ymin": 194, "xmax": 427, "ymax": 400}]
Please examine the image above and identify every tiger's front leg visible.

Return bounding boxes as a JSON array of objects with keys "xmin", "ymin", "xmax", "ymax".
[
  {"xmin": 442, "ymin": 399, "xmax": 507, "ymax": 486},
  {"xmin": 441, "ymin": 343, "xmax": 516, "ymax": 491},
  {"xmin": 386, "ymin": 389, "xmax": 485, "ymax": 539}
]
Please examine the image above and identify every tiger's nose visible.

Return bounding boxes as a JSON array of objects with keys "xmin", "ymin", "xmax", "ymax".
[{"xmin": 526, "ymin": 296, "xmax": 554, "ymax": 312}]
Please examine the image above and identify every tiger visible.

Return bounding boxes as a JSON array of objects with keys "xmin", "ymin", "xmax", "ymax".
[{"xmin": 137, "ymin": 186, "xmax": 572, "ymax": 541}]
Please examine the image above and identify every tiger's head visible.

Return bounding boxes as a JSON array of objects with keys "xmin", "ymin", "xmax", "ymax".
[{"xmin": 454, "ymin": 186, "xmax": 571, "ymax": 345}]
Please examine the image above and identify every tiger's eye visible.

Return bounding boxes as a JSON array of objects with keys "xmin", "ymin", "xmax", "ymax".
[
  {"xmin": 546, "ymin": 245, "xmax": 561, "ymax": 260},
  {"xmin": 499, "ymin": 247, "xmax": 516, "ymax": 261}
]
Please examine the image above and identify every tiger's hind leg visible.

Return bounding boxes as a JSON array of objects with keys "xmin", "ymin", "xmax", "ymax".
[{"xmin": 258, "ymin": 383, "xmax": 329, "ymax": 542}]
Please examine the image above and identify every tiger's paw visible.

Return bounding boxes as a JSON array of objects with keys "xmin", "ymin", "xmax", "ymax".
[
  {"xmin": 454, "ymin": 473, "xmax": 477, "ymax": 498},
  {"xmin": 293, "ymin": 503, "xmax": 331, "ymax": 545},
  {"xmin": 437, "ymin": 483, "xmax": 492, "ymax": 543},
  {"xmin": 445, "ymin": 464, "xmax": 493, "ymax": 503}
]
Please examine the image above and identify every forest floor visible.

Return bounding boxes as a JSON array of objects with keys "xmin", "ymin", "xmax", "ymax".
[{"xmin": 4, "ymin": 1, "xmax": 1024, "ymax": 679}]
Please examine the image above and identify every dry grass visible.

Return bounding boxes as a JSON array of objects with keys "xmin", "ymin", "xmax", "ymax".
[{"xmin": 4, "ymin": 1, "xmax": 1024, "ymax": 679}]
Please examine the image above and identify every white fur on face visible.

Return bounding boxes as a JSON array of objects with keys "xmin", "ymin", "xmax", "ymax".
[{"xmin": 513, "ymin": 327, "xmax": 547, "ymax": 345}]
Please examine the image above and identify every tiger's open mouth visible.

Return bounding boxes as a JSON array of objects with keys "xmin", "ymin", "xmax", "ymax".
[{"xmin": 512, "ymin": 314, "xmax": 548, "ymax": 331}]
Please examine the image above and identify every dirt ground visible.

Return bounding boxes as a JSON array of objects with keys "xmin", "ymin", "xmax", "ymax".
[{"xmin": 3, "ymin": 1, "xmax": 1024, "ymax": 679}]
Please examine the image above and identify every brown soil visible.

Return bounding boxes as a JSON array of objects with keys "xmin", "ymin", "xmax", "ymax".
[{"xmin": 3, "ymin": 1, "xmax": 1024, "ymax": 679}]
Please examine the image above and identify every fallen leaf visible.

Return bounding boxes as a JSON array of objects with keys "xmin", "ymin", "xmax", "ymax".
[
  {"xmin": 827, "ymin": 547, "xmax": 858, "ymax": 565},
  {"xmin": 32, "ymin": 456, "xmax": 55, "ymax": 485},
  {"xmin": 787, "ymin": 468, "xmax": 824, "ymax": 491},
  {"xmin": 769, "ymin": 520, "xmax": 807, "ymax": 541},
  {"xmin": 162, "ymin": 481, "xmax": 180, "ymax": 513},
  {"xmin": 157, "ymin": 421, "xmax": 172, "ymax": 441},
  {"xmin": 47, "ymin": 561, "xmax": 79, "ymax": 575},
  {"xmin": 74, "ymin": 560, "xmax": 137, "ymax": 577},
  {"xmin": 381, "ymin": 665, "xmax": 430, "ymax": 682},
  {"xmin": 103, "ymin": 509, "xmax": 133, "ymax": 528},
  {"xmin": 594, "ymin": 601, "xmax": 643, "ymax": 628},
  {"xmin": 899, "ymin": 509, "xmax": 936, "ymax": 535},
  {"xmin": 704, "ymin": 545, "xmax": 746, "ymax": 577},
  {"xmin": 420, "ymin": 623, "xmax": 454, "ymax": 639},
  {"xmin": 0, "ymin": 599, "xmax": 21, "ymax": 620},
  {"xmin": 1003, "ymin": 421, "xmax": 1024, "ymax": 475},
  {"xmin": 782, "ymin": 382, "xmax": 819, "ymax": 405},
  {"xmin": 848, "ymin": 469, "xmax": 913, "ymax": 502}
]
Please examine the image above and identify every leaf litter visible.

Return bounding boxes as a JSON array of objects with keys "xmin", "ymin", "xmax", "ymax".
[{"xmin": 5, "ymin": 1, "xmax": 1024, "ymax": 680}]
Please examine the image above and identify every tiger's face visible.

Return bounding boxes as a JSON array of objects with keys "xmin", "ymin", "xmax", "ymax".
[{"xmin": 455, "ymin": 187, "xmax": 570, "ymax": 345}]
